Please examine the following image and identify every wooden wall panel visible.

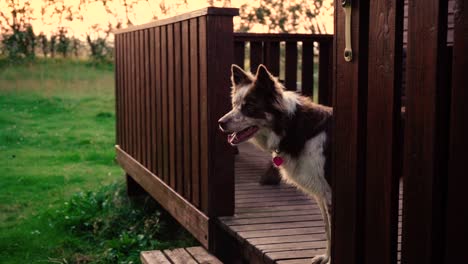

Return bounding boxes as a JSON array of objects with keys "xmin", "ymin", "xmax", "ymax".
[
  {"xmin": 161, "ymin": 26, "xmax": 169, "ymax": 184},
  {"xmin": 174, "ymin": 22, "xmax": 184, "ymax": 194},
  {"xmin": 402, "ymin": 0, "xmax": 449, "ymax": 263},
  {"xmin": 285, "ymin": 42, "xmax": 298, "ymax": 91},
  {"xmin": 301, "ymin": 41, "xmax": 314, "ymax": 96},
  {"xmin": 318, "ymin": 40, "xmax": 333, "ymax": 106},
  {"xmin": 249, "ymin": 41, "xmax": 263, "ymax": 73},
  {"xmin": 149, "ymin": 28, "xmax": 157, "ymax": 173},
  {"xmin": 135, "ymin": 31, "xmax": 142, "ymax": 163},
  {"xmin": 264, "ymin": 41, "xmax": 280, "ymax": 76},
  {"xmin": 167, "ymin": 25, "xmax": 176, "ymax": 189},
  {"xmin": 155, "ymin": 27, "xmax": 162, "ymax": 177},
  {"xmin": 445, "ymin": 1, "xmax": 468, "ymax": 262},
  {"xmin": 130, "ymin": 31, "xmax": 137, "ymax": 158},
  {"xmin": 181, "ymin": 20, "xmax": 192, "ymax": 200},
  {"xmin": 199, "ymin": 16, "xmax": 209, "ymax": 213},
  {"xmin": 139, "ymin": 30, "xmax": 147, "ymax": 166},
  {"xmin": 364, "ymin": 0, "xmax": 403, "ymax": 263},
  {"xmin": 234, "ymin": 41, "xmax": 245, "ymax": 68},
  {"xmin": 332, "ymin": 0, "xmax": 369, "ymax": 263},
  {"xmin": 189, "ymin": 18, "xmax": 201, "ymax": 208}
]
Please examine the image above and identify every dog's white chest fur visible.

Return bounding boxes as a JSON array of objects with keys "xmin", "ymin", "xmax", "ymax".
[{"xmin": 276, "ymin": 132, "xmax": 331, "ymax": 200}]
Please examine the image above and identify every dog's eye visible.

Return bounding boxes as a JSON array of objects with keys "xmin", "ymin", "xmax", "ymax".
[{"xmin": 242, "ymin": 103, "xmax": 257, "ymax": 116}]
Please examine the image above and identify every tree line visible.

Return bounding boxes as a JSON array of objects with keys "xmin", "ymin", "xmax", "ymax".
[{"xmin": 0, "ymin": 0, "xmax": 331, "ymax": 62}]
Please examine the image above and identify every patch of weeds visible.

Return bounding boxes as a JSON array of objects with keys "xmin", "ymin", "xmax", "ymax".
[{"xmin": 52, "ymin": 182, "xmax": 197, "ymax": 263}]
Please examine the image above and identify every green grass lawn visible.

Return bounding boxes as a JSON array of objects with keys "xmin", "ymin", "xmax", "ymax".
[{"xmin": 0, "ymin": 59, "xmax": 195, "ymax": 263}]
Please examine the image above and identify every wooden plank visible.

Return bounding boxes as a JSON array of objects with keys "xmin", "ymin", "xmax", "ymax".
[
  {"xmin": 144, "ymin": 29, "xmax": 152, "ymax": 170},
  {"xmin": 141, "ymin": 30, "xmax": 148, "ymax": 166},
  {"xmin": 115, "ymin": 146, "xmax": 209, "ymax": 248},
  {"xmin": 185, "ymin": 247, "xmax": 222, "ymax": 264},
  {"xmin": 149, "ymin": 27, "xmax": 157, "ymax": 173},
  {"xmin": 332, "ymin": 0, "xmax": 369, "ymax": 263},
  {"xmin": 233, "ymin": 33, "xmax": 333, "ymax": 42},
  {"xmin": 125, "ymin": 33, "xmax": 131, "ymax": 152},
  {"xmin": 235, "ymin": 204, "xmax": 318, "ymax": 214},
  {"xmin": 114, "ymin": 34, "xmax": 120, "ymax": 146},
  {"xmin": 141, "ymin": 251, "xmax": 171, "ymax": 264},
  {"xmin": 135, "ymin": 30, "xmax": 142, "ymax": 163},
  {"xmin": 258, "ymin": 241, "xmax": 326, "ymax": 252},
  {"xmin": 189, "ymin": 18, "xmax": 200, "ymax": 207},
  {"xmin": 236, "ymin": 194, "xmax": 310, "ymax": 204},
  {"xmin": 402, "ymin": 0, "xmax": 449, "ymax": 263},
  {"xmin": 318, "ymin": 40, "xmax": 333, "ymax": 106},
  {"xmin": 161, "ymin": 25, "xmax": 169, "ymax": 183},
  {"xmin": 234, "ymin": 41, "xmax": 245, "ymax": 68},
  {"xmin": 249, "ymin": 41, "xmax": 263, "ymax": 73},
  {"xmin": 266, "ymin": 248, "xmax": 325, "ymax": 261},
  {"xmin": 227, "ymin": 209, "xmax": 320, "ymax": 220},
  {"xmin": 115, "ymin": 7, "xmax": 239, "ymax": 34},
  {"xmin": 181, "ymin": 20, "xmax": 192, "ymax": 200},
  {"xmin": 163, "ymin": 248, "xmax": 197, "ymax": 264},
  {"xmin": 364, "ymin": 0, "xmax": 403, "ymax": 263},
  {"xmin": 205, "ymin": 15, "xmax": 235, "ymax": 217},
  {"xmin": 222, "ymin": 214, "xmax": 323, "ymax": 226},
  {"xmin": 301, "ymin": 41, "xmax": 314, "ymax": 96},
  {"xmin": 445, "ymin": 2, "xmax": 468, "ymax": 263},
  {"xmin": 174, "ymin": 22, "xmax": 184, "ymax": 195},
  {"xmin": 121, "ymin": 34, "xmax": 127, "ymax": 151},
  {"xmin": 229, "ymin": 220, "xmax": 324, "ymax": 232},
  {"xmin": 155, "ymin": 27, "xmax": 163, "ymax": 177},
  {"xmin": 238, "ymin": 227, "xmax": 324, "ymax": 239},
  {"xmin": 285, "ymin": 41, "xmax": 298, "ymax": 91},
  {"xmin": 167, "ymin": 24, "xmax": 176, "ymax": 189},
  {"xmin": 264, "ymin": 41, "xmax": 280, "ymax": 76},
  {"xmin": 130, "ymin": 31, "xmax": 137, "ymax": 158},
  {"xmin": 277, "ymin": 259, "xmax": 314, "ymax": 264},
  {"xmin": 247, "ymin": 234, "xmax": 325, "ymax": 245},
  {"xmin": 140, "ymin": 30, "xmax": 146, "ymax": 164},
  {"xmin": 236, "ymin": 199, "xmax": 312, "ymax": 208},
  {"xmin": 199, "ymin": 16, "xmax": 209, "ymax": 213}
]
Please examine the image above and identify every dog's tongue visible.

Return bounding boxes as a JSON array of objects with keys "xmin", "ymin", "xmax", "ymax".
[{"xmin": 228, "ymin": 126, "xmax": 259, "ymax": 145}]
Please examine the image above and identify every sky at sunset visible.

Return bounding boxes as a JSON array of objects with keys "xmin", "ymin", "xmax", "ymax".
[{"xmin": 1, "ymin": 0, "xmax": 334, "ymax": 39}]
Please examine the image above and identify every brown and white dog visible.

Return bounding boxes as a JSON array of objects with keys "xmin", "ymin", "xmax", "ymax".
[{"xmin": 218, "ymin": 64, "xmax": 333, "ymax": 264}]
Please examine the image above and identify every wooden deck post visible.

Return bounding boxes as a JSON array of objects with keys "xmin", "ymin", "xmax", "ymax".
[
  {"xmin": 445, "ymin": 1, "xmax": 468, "ymax": 262},
  {"xmin": 402, "ymin": 0, "xmax": 450, "ymax": 263},
  {"xmin": 332, "ymin": 1, "xmax": 403, "ymax": 264}
]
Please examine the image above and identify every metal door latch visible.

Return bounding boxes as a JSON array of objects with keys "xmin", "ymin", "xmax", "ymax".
[{"xmin": 342, "ymin": 0, "xmax": 353, "ymax": 62}]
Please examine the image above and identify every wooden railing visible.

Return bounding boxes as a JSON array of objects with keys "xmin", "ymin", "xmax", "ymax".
[
  {"xmin": 114, "ymin": 7, "xmax": 238, "ymax": 248},
  {"xmin": 114, "ymin": 7, "xmax": 336, "ymax": 251},
  {"xmin": 233, "ymin": 33, "xmax": 333, "ymax": 106}
]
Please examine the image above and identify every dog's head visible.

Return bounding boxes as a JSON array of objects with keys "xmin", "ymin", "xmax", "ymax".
[{"xmin": 218, "ymin": 64, "xmax": 294, "ymax": 145}]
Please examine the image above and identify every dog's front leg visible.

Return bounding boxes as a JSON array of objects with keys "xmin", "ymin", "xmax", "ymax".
[{"xmin": 311, "ymin": 197, "xmax": 332, "ymax": 264}]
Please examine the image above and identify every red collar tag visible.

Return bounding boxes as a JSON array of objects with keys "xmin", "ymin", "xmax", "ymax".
[{"xmin": 273, "ymin": 156, "xmax": 284, "ymax": 167}]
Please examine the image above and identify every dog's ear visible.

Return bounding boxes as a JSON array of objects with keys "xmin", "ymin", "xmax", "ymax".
[
  {"xmin": 255, "ymin": 64, "xmax": 276, "ymax": 93},
  {"xmin": 231, "ymin": 64, "xmax": 252, "ymax": 87}
]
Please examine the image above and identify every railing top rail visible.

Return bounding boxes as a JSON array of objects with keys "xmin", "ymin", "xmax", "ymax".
[
  {"xmin": 114, "ymin": 7, "xmax": 239, "ymax": 35},
  {"xmin": 233, "ymin": 32, "xmax": 333, "ymax": 42}
]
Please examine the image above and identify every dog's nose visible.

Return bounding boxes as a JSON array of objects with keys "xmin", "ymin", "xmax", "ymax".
[{"xmin": 218, "ymin": 120, "xmax": 228, "ymax": 131}]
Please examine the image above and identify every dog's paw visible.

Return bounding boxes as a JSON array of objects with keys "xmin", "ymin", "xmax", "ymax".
[{"xmin": 311, "ymin": 254, "xmax": 330, "ymax": 264}]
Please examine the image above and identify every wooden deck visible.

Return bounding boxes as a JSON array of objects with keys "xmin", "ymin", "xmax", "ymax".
[{"xmin": 217, "ymin": 143, "xmax": 403, "ymax": 264}]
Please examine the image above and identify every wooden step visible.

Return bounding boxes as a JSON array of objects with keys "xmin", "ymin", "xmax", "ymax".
[{"xmin": 141, "ymin": 247, "xmax": 222, "ymax": 264}]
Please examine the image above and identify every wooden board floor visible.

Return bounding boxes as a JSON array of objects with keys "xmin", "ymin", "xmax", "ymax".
[{"xmin": 218, "ymin": 143, "xmax": 403, "ymax": 264}]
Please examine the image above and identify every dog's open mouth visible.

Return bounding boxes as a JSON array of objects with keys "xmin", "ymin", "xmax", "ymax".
[{"xmin": 227, "ymin": 126, "xmax": 259, "ymax": 145}]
